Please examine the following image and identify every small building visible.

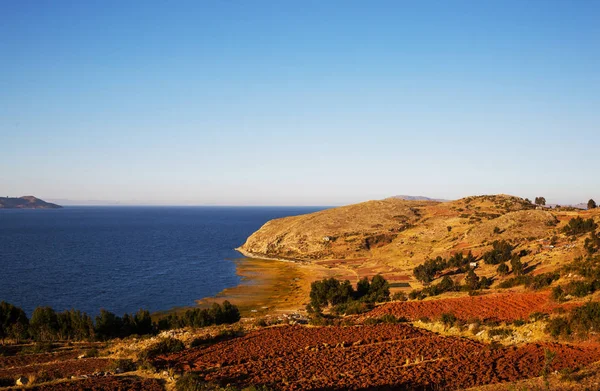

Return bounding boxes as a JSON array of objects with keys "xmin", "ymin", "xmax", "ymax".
[{"xmin": 470, "ymin": 262, "xmax": 478, "ymax": 268}]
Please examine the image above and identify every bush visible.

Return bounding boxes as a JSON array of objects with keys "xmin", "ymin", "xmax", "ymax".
[
  {"xmin": 391, "ymin": 292, "xmax": 407, "ymax": 301},
  {"xmin": 546, "ymin": 316, "xmax": 572, "ymax": 339},
  {"xmin": 139, "ymin": 337, "xmax": 185, "ymax": 360},
  {"xmin": 563, "ymin": 217, "xmax": 597, "ymax": 236},
  {"xmin": 254, "ymin": 318, "xmax": 267, "ymax": 327},
  {"xmin": 440, "ymin": 313, "xmax": 457, "ymax": 328},
  {"xmin": 483, "ymin": 240, "xmax": 514, "ymax": 265},
  {"xmin": 108, "ymin": 358, "xmax": 135, "ymax": 373},
  {"xmin": 528, "ymin": 272, "xmax": 560, "ymax": 290},
  {"xmin": 332, "ymin": 300, "xmax": 372, "ymax": 315},
  {"xmin": 551, "ymin": 286, "xmax": 566, "ymax": 302},
  {"xmin": 488, "ymin": 327, "xmax": 513, "ymax": 338},
  {"xmin": 564, "ymin": 280, "xmax": 596, "ymax": 297},
  {"xmin": 529, "ymin": 312, "xmax": 549, "ymax": 321},
  {"xmin": 496, "ymin": 262, "xmax": 509, "ymax": 275},
  {"xmin": 85, "ymin": 347, "xmax": 99, "ymax": 358},
  {"xmin": 175, "ymin": 373, "xmax": 209, "ymax": 391}
]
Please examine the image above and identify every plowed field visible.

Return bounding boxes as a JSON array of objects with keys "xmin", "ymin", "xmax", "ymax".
[
  {"xmin": 366, "ymin": 292, "xmax": 569, "ymax": 322},
  {"xmin": 26, "ymin": 376, "xmax": 165, "ymax": 390},
  {"xmin": 0, "ymin": 351, "xmax": 80, "ymax": 369},
  {"xmin": 158, "ymin": 324, "xmax": 600, "ymax": 390},
  {"xmin": 0, "ymin": 358, "xmax": 112, "ymax": 383}
]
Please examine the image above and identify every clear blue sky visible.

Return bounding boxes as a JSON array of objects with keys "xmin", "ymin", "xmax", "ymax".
[{"xmin": 1, "ymin": 1, "xmax": 598, "ymax": 205}]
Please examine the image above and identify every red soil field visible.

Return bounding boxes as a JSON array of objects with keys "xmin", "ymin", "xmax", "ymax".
[
  {"xmin": 157, "ymin": 324, "xmax": 600, "ymax": 390},
  {"xmin": 0, "ymin": 358, "xmax": 112, "ymax": 384},
  {"xmin": 26, "ymin": 376, "xmax": 164, "ymax": 391},
  {"xmin": 366, "ymin": 292, "xmax": 569, "ymax": 322},
  {"xmin": 0, "ymin": 351, "xmax": 80, "ymax": 370}
]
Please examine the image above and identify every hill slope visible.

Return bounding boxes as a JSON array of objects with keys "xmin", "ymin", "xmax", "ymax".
[
  {"xmin": 0, "ymin": 196, "xmax": 62, "ymax": 209},
  {"xmin": 238, "ymin": 194, "xmax": 600, "ymax": 288}
]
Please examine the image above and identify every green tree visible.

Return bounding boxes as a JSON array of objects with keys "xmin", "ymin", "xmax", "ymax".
[
  {"xmin": 0, "ymin": 301, "xmax": 29, "ymax": 343},
  {"xmin": 356, "ymin": 277, "xmax": 370, "ymax": 298},
  {"xmin": 465, "ymin": 270, "xmax": 480, "ymax": 290},
  {"xmin": 365, "ymin": 274, "xmax": 390, "ymax": 303},
  {"xmin": 133, "ymin": 309, "xmax": 153, "ymax": 335},
  {"xmin": 588, "ymin": 199, "xmax": 597, "ymax": 210},
  {"xmin": 221, "ymin": 301, "xmax": 241, "ymax": 324},
  {"xmin": 94, "ymin": 309, "xmax": 123, "ymax": 340},
  {"xmin": 535, "ymin": 197, "xmax": 546, "ymax": 206},
  {"xmin": 511, "ymin": 256, "xmax": 524, "ymax": 276},
  {"xmin": 30, "ymin": 306, "xmax": 59, "ymax": 341},
  {"xmin": 496, "ymin": 262, "xmax": 509, "ymax": 276}
]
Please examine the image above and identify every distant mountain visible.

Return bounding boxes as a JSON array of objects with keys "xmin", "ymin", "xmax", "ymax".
[
  {"xmin": 389, "ymin": 195, "xmax": 449, "ymax": 202},
  {"xmin": 0, "ymin": 196, "xmax": 62, "ymax": 209}
]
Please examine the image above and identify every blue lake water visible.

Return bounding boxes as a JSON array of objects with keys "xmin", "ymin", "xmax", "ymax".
[{"xmin": 0, "ymin": 206, "xmax": 324, "ymax": 316}]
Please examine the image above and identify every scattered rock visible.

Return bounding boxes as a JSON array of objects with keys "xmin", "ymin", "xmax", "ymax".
[{"xmin": 15, "ymin": 376, "xmax": 28, "ymax": 386}]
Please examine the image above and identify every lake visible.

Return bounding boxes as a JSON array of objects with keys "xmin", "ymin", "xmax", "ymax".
[{"xmin": 0, "ymin": 206, "xmax": 325, "ymax": 316}]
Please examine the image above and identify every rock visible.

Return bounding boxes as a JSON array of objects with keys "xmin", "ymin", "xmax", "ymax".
[
  {"xmin": 115, "ymin": 367, "xmax": 124, "ymax": 374},
  {"xmin": 16, "ymin": 376, "xmax": 28, "ymax": 386},
  {"xmin": 78, "ymin": 353, "xmax": 86, "ymax": 359}
]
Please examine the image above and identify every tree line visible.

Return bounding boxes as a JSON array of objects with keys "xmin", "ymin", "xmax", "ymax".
[
  {"xmin": 306, "ymin": 275, "xmax": 390, "ymax": 315},
  {"xmin": 0, "ymin": 301, "xmax": 240, "ymax": 343}
]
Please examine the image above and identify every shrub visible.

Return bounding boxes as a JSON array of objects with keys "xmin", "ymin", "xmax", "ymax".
[
  {"xmin": 108, "ymin": 358, "xmax": 135, "ymax": 373},
  {"xmin": 496, "ymin": 262, "xmax": 509, "ymax": 276},
  {"xmin": 564, "ymin": 280, "xmax": 596, "ymax": 297},
  {"xmin": 563, "ymin": 217, "xmax": 597, "ymax": 236},
  {"xmin": 85, "ymin": 347, "xmax": 99, "ymax": 358},
  {"xmin": 440, "ymin": 313, "xmax": 457, "ymax": 328},
  {"xmin": 528, "ymin": 272, "xmax": 560, "ymax": 290},
  {"xmin": 488, "ymin": 327, "xmax": 513, "ymax": 338},
  {"xmin": 139, "ymin": 337, "xmax": 185, "ymax": 360},
  {"xmin": 333, "ymin": 300, "xmax": 372, "ymax": 315},
  {"xmin": 255, "ymin": 318, "xmax": 267, "ymax": 327},
  {"xmin": 391, "ymin": 291, "xmax": 407, "ymax": 301},
  {"xmin": 551, "ymin": 286, "xmax": 566, "ymax": 302},
  {"xmin": 482, "ymin": 240, "xmax": 514, "ymax": 265},
  {"xmin": 529, "ymin": 312, "xmax": 549, "ymax": 321},
  {"xmin": 546, "ymin": 316, "xmax": 572, "ymax": 339}
]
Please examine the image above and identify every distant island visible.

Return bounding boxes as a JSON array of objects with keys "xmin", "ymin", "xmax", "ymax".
[{"xmin": 0, "ymin": 196, "xmax": 62, "ymax": 209}]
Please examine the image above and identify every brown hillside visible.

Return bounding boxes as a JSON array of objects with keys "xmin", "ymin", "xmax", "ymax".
[{"xmin": 238, "ymin": 195, "xmax": 600, "ymax": 290}]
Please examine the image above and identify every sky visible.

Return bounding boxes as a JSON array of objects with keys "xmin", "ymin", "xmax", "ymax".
[{"xmin": 1, "ymin": 1, "xmax": 599, "ymax": 206}]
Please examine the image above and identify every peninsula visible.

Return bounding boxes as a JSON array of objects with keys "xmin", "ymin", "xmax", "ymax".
[{"xmin": 0, "ymin": 196, "xmax": 62, "ymax": 209}]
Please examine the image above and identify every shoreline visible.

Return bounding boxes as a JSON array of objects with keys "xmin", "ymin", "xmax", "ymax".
[
  {"xmin": 194, "ymin": 254, "xmax": 316, "ymax": 317},
  {"xmin": 234, "ymin": 247, "xmax": 309, "ymax": 264}
]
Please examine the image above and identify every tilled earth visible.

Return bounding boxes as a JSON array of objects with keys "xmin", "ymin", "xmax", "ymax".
[
  {"xmin": 157, "ymin": 324, "xmax": 600, "ymax": 390},
  {"xmin": 25, "ymin": 376, "xmax": 165, "ymax": 390},
  {"xmin": 0, "ymin": 358, "xmax": 112, "ymax": 383},
  {"xmin": 365, "ymin": 292, "xmax": 574, "ymax": 322}
]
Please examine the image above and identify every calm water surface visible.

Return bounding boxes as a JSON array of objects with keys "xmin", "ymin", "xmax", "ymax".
[{"xmin": 0, "ymin": 206, "xmax": 324, "ymax": 316}]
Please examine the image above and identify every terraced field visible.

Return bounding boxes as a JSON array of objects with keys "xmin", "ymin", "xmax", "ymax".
[
  {"xmin": 366, "ymin": 292, "xmax": 572, "ymax": 322},
  {"xmin": 157, "ymin": 324, "xmax": 600, "ymax": 390}
]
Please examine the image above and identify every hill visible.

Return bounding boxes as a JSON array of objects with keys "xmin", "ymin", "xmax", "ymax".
[
  {"xmin": 0, "ymin": 196, "xmax": 62, "ymax": 209},
  {"xmin": 390, "ymin": 195, "xmax": 449, "ymax": 202},
  {"xmin": 238, "ymin": 194, "xmax": 600, "ymax": 289}
]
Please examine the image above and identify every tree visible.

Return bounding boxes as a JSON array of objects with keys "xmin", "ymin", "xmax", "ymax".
[
  {"xmin": 356, "ymin": 277, "xmax": 370, "ymax": 298},
  {"xmin": 365, "ymin": 274, "xmax": 390, "ymax": 303},
  {"xmin": 133, "ymin": 309, "xmax": 153, "ymax": 335},
  {"xmin": 94, "ymin": 309, "xmax": 123, "ymax": 340},
  {"xmin": 535, "ymin": 197, "xmax": 547, "ymax": 206},
  {"xmin": 497, "ymin": 262, "xmax": 509, "ymax": 276},
  {"xmin": 465, "ymin": 270, "xmax": 480, "ymax": 291},
  {"xmin": 588, "ymin": 199, "xmax": 597, "ymax": 210},
  {"xmin": 0, "ymin": 302, "xmax": 29, "ymax": 343},
  {"xmin": 30, "ymin": 306, "xmax": 59, "ymax": 341},
  {"xmin": 511, "ymin": 256, "xmax": 524, "ymax": 276}
]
